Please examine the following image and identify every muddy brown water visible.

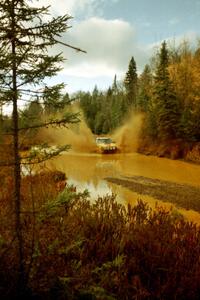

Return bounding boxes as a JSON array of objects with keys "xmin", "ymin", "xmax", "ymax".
[{"xmin": 45, "ymin": 151, "xmax": 200, "ymax": 224}]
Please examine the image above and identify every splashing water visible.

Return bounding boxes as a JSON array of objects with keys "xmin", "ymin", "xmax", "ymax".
[
  {"xmin": 39, "ymin": 107, "xmax": 144, "ymax": 154},
  {"xmin": 112, "ymin": 112, "xmax": 144, "ymax": 153}
]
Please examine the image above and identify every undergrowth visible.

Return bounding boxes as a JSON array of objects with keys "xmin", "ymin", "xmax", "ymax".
[{"xmin": 0, "ymin": 171, "xmax": 200, "ymax": 299}]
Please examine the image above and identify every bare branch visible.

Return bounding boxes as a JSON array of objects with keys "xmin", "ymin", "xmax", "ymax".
[{"xmin": 53, "ymin": 38, "xmax": 87, "ymax": 53}]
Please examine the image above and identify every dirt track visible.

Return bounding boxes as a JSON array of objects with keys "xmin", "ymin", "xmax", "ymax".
[{"xmin": 105, "ymin": 175, "xmax": 200, "ymax": 212}]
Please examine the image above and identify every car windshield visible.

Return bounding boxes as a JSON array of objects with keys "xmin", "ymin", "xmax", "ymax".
[{"xmin": 96, "ymin": 138, "xmax": 113, "ymax": 144}]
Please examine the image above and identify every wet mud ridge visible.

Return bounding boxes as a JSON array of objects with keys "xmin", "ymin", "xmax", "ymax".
[{"xmin": 105, "ymin": 175, "xmax": 200, "ymax": 212}]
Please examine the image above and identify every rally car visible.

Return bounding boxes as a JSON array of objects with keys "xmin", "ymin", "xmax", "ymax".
[{"xmin": 95, "ymin": 137, "xmax": 117, "ymax": 154}]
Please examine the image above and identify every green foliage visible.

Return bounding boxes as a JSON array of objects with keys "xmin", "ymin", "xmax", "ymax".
[
  {"xmin": 43, "ymin": 84, "xmax": 71, "ymax": 114},
  {"xmin": 27, "ymin": 144, "xmax": 71, "ymax": 165},
  {"xmin": 137, "ymin": 64, "xmax": 153, "ymax": 112},
  {"xmin": 148, "ymin": 41, "xmax": 180, "ymax": 140},
  {"xmin": 181, "ymin": 101, "xmax": 200, "ymax": 142},
  {"xmin": 19, "ymin": 100, "xmax": 43, "ymax": 138},
  {"xmin": 0, "ymin": 2, "xmax": 84, "ymax": 297},
  {"xmin": 80, "ymin": 77, "xmax": 127, "ymax": 134},
  {"xmin": 0, "ymin": 0, "xmax": 81, "ymax": 148},
  {"xmin": 124, "ymin": 56, "xmax": 138, "ymax": 108},
  {"xmin": 79, "ymin": 42, "xmax": 200, "ymax": 144},
  {"xmin": 38, "ymin": 185, "xmax": 89, "ymax": 221},
  {"xmin": 79, "ymin": 39, "xmax": 200, "ymax": 146}
]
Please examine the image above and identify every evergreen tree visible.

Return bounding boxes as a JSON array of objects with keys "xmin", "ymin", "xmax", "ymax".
[
  {"xmin": 92, "ymin": 85, "xmax": 99, "ymax": 98},
  {"xmin": 80, "ymin": 75, "xmax": 137, "ymax": 135},
  {"xmin": 19, "ymin": 99, "xmax": 43, "ymax": 139},
  {"xmin": 61, "ymin": 92, "xmax": 71, "ymax": 109},
  {"xmin": 137, "ymin": 64, "xmax": 152, "ymax": 112},
  {"xmin": 0, "ymin": 0, "xmax": 83, "ymax": 294},
  {"xmin": 107, "ymin": 86, "xmax": 113, "ymax": 97},
  {"xmin": 152, "ymin": 41, "xmax": 180, "ymax": 140},
  {"xmin": 110, "ymin": 75, "xmax": 125, "ymax": 129},
  {"xmin": 79, "ymin": 91, "xmax": 98, "ymax": 132},
  {"xmin": 112, "ymin": 74, "xmax": 118, "ymax": 95},
  {"xmin": 43, "ymin": 83, "xmax": 65, "ymax": 114},
  {"xmin": 124, "ymin": 56, "xmax": 138, "ymax": 108}
]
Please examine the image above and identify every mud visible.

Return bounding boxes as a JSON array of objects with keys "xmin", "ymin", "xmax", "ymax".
[
  {"xmin": 106, "ymin": 175, "xmax": 200, "ymax": 212},
  {"xmin": 38, "ymin": 107, "xmax": 200, "ymax": 219},
  {"xmin": 111, "ymin": 112, "xmax": 144, "ymax": 153},
  {"xmin": 39, "ymin": 108, "xmax": 144, "ymax": 155},
  {"xmin": 39, "ymin": 113, "xmax": 97, "ymax": 153}
]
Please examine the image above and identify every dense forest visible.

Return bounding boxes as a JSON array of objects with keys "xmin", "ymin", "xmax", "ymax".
[
  {"xmin": 77, "ymin": 40, "xmax": 200, "ymax": 158},
  {"xmin": 1, "ymin": 39, "xmax": 200, "ymax": 158}
]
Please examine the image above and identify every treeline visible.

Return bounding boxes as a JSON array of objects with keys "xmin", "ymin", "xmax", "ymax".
[
  {"xmin": 76, "ymin": 79, "xmax": 127, "ymax": 134},
  {"xmin": 1, "ymin": 39, "xmax": 200, "ymax": 146},
  {"xmin": 78, "ymin": 40, "xmax": 200, "ymax": 143}
]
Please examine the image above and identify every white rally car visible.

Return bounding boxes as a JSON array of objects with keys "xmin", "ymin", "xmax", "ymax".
[{"xmin": 95, "ymin": 137, "xmax": 117, "ymax": 154}]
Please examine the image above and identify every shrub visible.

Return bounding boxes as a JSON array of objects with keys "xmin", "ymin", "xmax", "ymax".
[{"xmin": 0, "ymin": 181, "xmax": 200, "ymax": 299}]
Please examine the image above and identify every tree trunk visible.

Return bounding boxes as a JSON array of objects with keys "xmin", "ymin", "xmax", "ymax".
[{"xmin": 11, "ymin": 0, "xmax": 24, "ymax": 295}]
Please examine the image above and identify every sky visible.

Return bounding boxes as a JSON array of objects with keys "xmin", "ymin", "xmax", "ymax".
[{"xmin": 33, "ymin": 0, "xmax": 200, "ymax": 94}]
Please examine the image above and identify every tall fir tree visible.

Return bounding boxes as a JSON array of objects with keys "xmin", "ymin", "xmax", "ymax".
[
  {"xmin": 0, "ymin": 0, "xmax": 83, "ymax": 294},
  {"xmin": 124, "ymin": 56, "xmax": 138, "ymax": 109},
  {"xmin": 152, "ymin": 41, "xmax": 180, "ymax": 140},
  {"xmin": 137, "ymin": 64, "xmax": 153, "ymax": 112},
  {"xmin": 112, "ymin": 74, "xmax": 118, "ymax": 95}
]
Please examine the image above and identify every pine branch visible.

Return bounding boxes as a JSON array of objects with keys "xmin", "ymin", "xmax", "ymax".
[
  {"xmin": 53, "ymin": 38, "xmax": 87, "ymax": 53},
  {"xmin": 18, "ymin": 113, "xmax": 80, "ymax": 131},
  {"xmin": 22, "ymin": 144, "xmax": 71, "ymax": 165}
]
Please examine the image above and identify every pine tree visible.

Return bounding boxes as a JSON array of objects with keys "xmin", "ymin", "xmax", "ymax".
[
  {"xmin": 112, "ymin": 74, "xmax": 118, "ymax": 95},
  {"xmin": 124, "ymin": 56, "xmax": 138, "ymax": 108},
  {"xmin": 19, "ymin": 99, "xmax": 43, "ymax": 140},
  {"xmin": 137, "ymin": 64, "xmax": 152, "ymax": 112},
  {"xmin": 153, "ymin": 41, "xmax": 180, "ymax": 140},
  {"xmin": 0, "ymin": 0, "xmax": 84, "ymax": 294}
]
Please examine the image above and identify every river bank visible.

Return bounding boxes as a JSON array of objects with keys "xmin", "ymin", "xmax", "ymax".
[
  {"xmin": 106, "ymin": 175, "xmax": 200, "ymax": 213},
  {"xmin": 138, "ymin": 139, "xmax": 200, "ymax": 163}
]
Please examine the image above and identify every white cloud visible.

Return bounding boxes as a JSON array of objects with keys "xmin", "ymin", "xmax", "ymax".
[
  {"xmin": 60, "ymin": 17, "xmax": 148, "ymax": 79},
  {"xmin": 61, "ymin": 63, "xmax": 116, "ymax": 78},
  {"xmin": 32, "ymin": 0, "xmax": 118, "ymax": 18},
  {"xmin": 29, "ymin": 1, "xmax": 149, "ymax": 92}
]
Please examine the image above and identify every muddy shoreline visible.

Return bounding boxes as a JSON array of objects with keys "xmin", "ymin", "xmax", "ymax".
[
  {"xmin": 137, "ymin": 140, "xmax": 200, "ymax": 164},
  {"xmin": 105, "ymin": 175, "xmax": 200, "ymax": 213}
]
